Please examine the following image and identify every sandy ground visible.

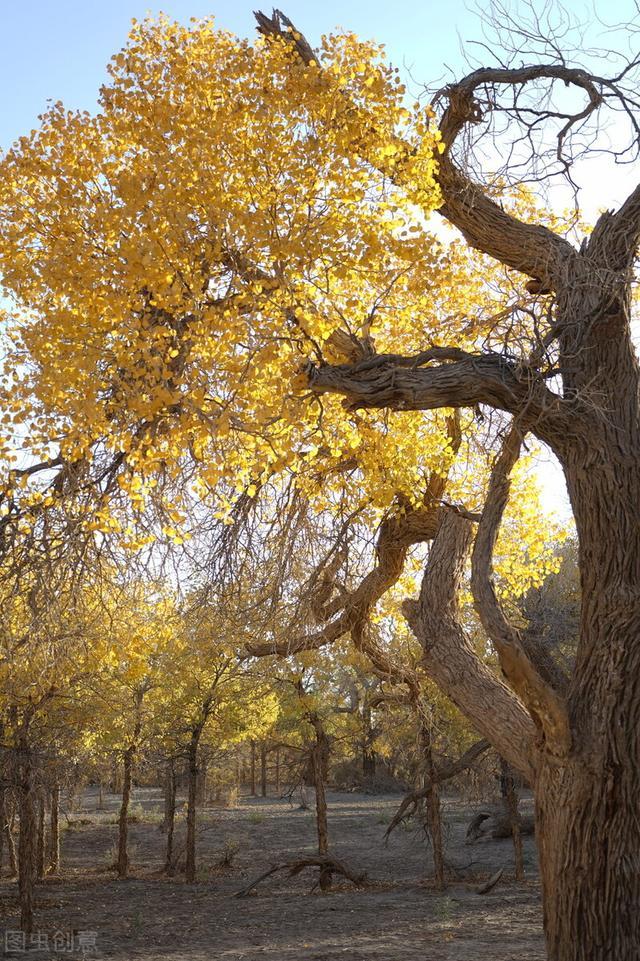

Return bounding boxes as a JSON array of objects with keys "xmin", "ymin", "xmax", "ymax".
[{"xmin": 0, "ymin": 786, "xmax": 545, "ymax": 960}]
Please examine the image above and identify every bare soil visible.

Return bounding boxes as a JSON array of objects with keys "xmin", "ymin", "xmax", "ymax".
[{"xmin": 0, "ymin": 786, "xmax": 545, "ymax": 959}]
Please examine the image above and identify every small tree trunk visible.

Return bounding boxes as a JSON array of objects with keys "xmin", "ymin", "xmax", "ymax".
[
  {"xmin": 164, "ymin": 760, "xmax": 177, "ymax": 874},
  {"xmin": 362, "ymin": 705, "xmax": 376, "ymax": 780},
  {"xmin": 110, "ymin": 755, "xmax": 121, "ymax": 794},
  {"xmin": 48, "ymin": 784, "xmax": 60, "ymax": 874},
  {"xmin": 250, "ymin": 742, "xmax": 256, "ymax": 796},
  {"xmin": 5, "ymin": 807, "xmax": 18, "ymax": 876},
  {"xmin": 185, "ymin": 728, "xmax": 203, "ymax": 883},
  {"xmin": 419, "ymin": 714, "xmax": 445, "ymax": 890},
  {"xmin": 0, "ymin": 780, "xmax": 5, "ymax": 876},
  {"xmin": 117, "ymin": 748, "xmax": 134, "ymax": 879},
  {"xmin": 17, "ymin": 746, "xmax": 36, "ymax": 933},
  {"xmin": 362, "ymin": 746, "xmax": 376, "ymax": 779},
  {"xmin": 260, "ymin": 743, "xmax": 267, "ymax": 798},
  {"xmin": 309, "ymin": 716, "xmax": 331, "ymax": 891},
  {"xmin": 500, "ymin": 757, "xmax": 524, "ymax": 881},
  {"xmin": 97, "ymin": 782, "xmax": 104, "ymax": 811},
  {"xmin": 36, "ymin": 790, "xmax": 46, "ymax": 880},
  {"xmin": 160, "ymin": 760, "xmax": 173, "ymax": 833},
  {"xmin": 196, "ymin": 755, "xmax": 208, "ymax": 805},
  {"xmin": 275, "ymin": 747, "xmax": 280, "ymax": 796}
]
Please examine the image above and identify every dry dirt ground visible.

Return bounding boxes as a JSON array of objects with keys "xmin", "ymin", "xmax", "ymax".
[{"xmin": 0, "ymin": 786, "xmax": 545, "ymax": 960}]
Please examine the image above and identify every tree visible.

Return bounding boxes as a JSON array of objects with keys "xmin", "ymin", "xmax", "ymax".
[
  {"xmin": 1, "ymin": 7, "xmax": 637, "ymax": 958},
  {"xmin": 253, "ymin": 9, "xmax": 640, "ymax": 960},
  {"xmin": 154, "ymin": 604, "xmax": 279, "ymax": 882}
]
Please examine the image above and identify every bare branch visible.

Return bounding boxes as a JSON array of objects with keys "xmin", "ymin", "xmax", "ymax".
[
  {"xmin": 588, "ymin": 183, "xmax": 640, "ymax": 272},
  {"xmin": 384, "ymin": 738, "xmax": 491, "ymax": 839}
]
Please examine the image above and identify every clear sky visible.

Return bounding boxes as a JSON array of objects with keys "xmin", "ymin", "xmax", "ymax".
[
  {"xmin": 1, "ymin": 0, "xmax": 478, "ymax": 149},
  {"xmin": 1, "ymin": 0, "xmax": 638, "ymax": 519}
]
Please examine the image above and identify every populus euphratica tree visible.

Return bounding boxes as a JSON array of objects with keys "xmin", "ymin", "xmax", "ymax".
[{"xmin": 0, "ymin": 9, "xmax": 638, "ymax": 960}]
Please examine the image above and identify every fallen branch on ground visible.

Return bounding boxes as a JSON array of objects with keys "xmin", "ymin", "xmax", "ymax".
[{"xmin": 234, "ymin": 855, "xmax": 368, "ymax": 897}]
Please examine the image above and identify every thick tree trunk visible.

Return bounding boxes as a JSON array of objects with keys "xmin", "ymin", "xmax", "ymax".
[
  {"xmin": 185, "ymin": 728, "xmax": 203, "ymax": 883},
  {"xmin": 539, "ymin": 533, "xmax": 640, "ymax": 956},
  {"xmin": 117, "ymin": 748, "xmax": 134, "ymax": 879},
  {"xmin": 17, "ymin": 747, "xmax": 36, "ymax": 934},
  {"xmin": 534, "ymin": 340, "xmax": 640, "ymax": 961},
  {"xmin": 534, "ymin": 750, "xmax": 640, "ymax": 961},
  {"xmin": 48, "ymin": 784, "xmax": 60, "ymax": 874}
]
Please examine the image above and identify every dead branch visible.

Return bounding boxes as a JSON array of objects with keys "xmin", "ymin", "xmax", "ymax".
[
  {"xmin": 476, "ymin": 867, "xmax": 504, "ymax": 895},
  {"xmin": 234, "ymin": 855, "xmax": 368, "ymax": 897},
  {"xmin": 384, "ymin": 738, "xmax": 491, "ymax": 840}
]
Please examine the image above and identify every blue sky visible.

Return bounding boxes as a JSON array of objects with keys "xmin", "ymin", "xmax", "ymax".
[
  {"xmin": 1, "ymin": 0, "xmax": 477, "ymax": 149},
  {"xmin": 3, "ymin": 0, "xmax": 637, "ymax": 148}
]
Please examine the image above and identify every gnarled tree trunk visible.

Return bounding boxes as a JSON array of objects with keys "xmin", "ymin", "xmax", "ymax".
[{"xmin": 534, "ymin": 410, "xmax": 640, "ymax": 960}]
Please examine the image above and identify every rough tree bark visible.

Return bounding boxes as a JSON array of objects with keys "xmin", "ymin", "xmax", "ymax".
[{"xmin": 255, "ymin": 12, "xmax": 640, "ymax": 959}]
